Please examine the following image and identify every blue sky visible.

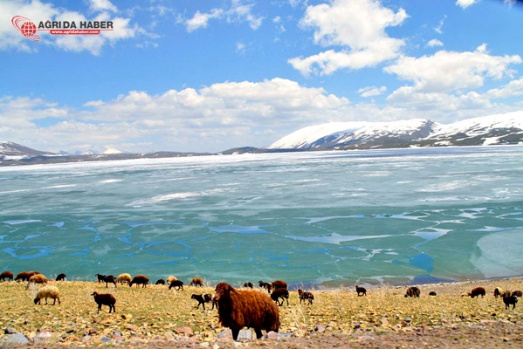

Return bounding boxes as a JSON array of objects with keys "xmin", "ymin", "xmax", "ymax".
[{"xmin": 1, "ymin": 0, "xmax": 523, "ymax": 154}]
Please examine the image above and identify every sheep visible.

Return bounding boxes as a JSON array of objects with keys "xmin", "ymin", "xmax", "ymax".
[
  {"xmin": 91, "ymin": 292, "xmax": 116, "ymax": 313},
  {"xmin": 168, "ymin": 280, "xmax": 184, "ymax": 291},
  {"xmin": 511, "ymin": 290, "xmax": 522, "ymax": 297},
  {"xmin": 494, "ymin": 287, "xmax": 503, "ymax": 298},
  {"xmin": 270, "ymin": 288, "xmax": 289, "ymax": 306},
  {"xmin": 468, "ymin": 287, "xmax": 486, "ymax": 298},
  {"xmin": 258, "ymin": 280, "xmax": 272, "ymax": 293},
  {"xmin": 155, "ymin": 279, "xmax": 166, "ymax": 285},
  {"xmin": 117, "ymin": 273, "xmax": 132, "ymax": 285},
  {"xmin": 298, "ymin": 289, "xmax": 314, "ymax": 305},
  {"xmin": 95, "ymin": 274, "xmax": 117, "ymax": 288},
  {"xmin": 15, "ymin": 271, "xmax": 39, "ymax": 282},
  {"xmin": 166, "ymin": 275, "xmax": 177, "ymax": 284},
  {"xmin": 502, "ymin": 293, "xmax": 518, "ymax": 310},
  {"xmin": 191, "ymin": 293, "xmax": 213, "ymax": 310},
  {"xmin": 34, "ymin": 285, "xmax": 60, "ymax": 305},
  {"xmin": 243, "ymin": 282, "xmax": 253, "ymax": 288},
  {"xmin": 129, "ymin": 274, "xmax": 149, "ymax": 288},
  {"xmin": 271, "ymin": 280, "xmax": 287, "ymax": 290},
  {"xmin": 0, "ymin": 271, "xmax": 13, "ymax": 281},
  {"xmin": 429, "ymin": 291, "xmax": 437, "ymax": 296},
  {"xmin": 190, "ymin": 277, "xmax": 204, "ymax": 287},
  {"xmin": 405, "ymin": 286, "xmax": 421, "ymax": 298},
  {"xmin": 214, "ymin": 282, "xmax": 280, "ymax": 340},
  {"xmin": 95, "ymin": 273, "xmax": 106, "ymax": 283},
  {"xmin": 355, "ymin": 285, "xmax": 367, "ymax": 296},
  {"xmin": 26, "ymin": 273, "xmax": 48, "ymax": 289},
  {"xmin": 56, "ymin": 273, "xmax": 66, "ymax": 282}
]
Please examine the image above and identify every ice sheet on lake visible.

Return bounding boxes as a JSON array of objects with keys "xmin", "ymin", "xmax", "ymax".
[{"xmin": 471, "ymin": 229, "xmax": 523, "ymax": 278}]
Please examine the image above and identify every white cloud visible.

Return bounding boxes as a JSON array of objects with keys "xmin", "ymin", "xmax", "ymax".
[
  {"xmin": 456, "ymin": 0, "xmax": 477, "ymax": 9},
  {"xmin": 185, "ymin": 0, "xmax": 263, "ymax": 32},
  {"xmin": 486, "ymin": 77, "xmax": 523, "ymax": 99},
  {"xmin": 289, "ymin": 0, "xmax": 407, "ymax": 75},
  {"xmin": 0, "ymin": 0, "xmax": 139, "ymax": 55},
  {"xmin": 186, "ymin": 9, "xmax": 224, "ymax": 32},
  {"xmin": 427, "ymin": 39, "xmax": 443, "ymax": 48},
  {"xmin": 384, "ymin": 45, "xmax": 522, "ymax": 115},
  {"xmin": 89, "ymin": 0, "xmax": 117, "ymax": 13},
  {"xmin": 386, "ymin": 45, "xmax": 521, "ymax": 95},
  {"xmin": 1, "ymin": 79, "xmax": 353, "ymax": 153},
  {"xmin": 358, "ymin": 86, "xmax": 387, "ymax": 98}
]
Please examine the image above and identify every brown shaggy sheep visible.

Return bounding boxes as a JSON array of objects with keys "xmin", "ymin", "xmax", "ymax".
[
  {"xmin": 468, "ymin": 287, "xmax": 486, "ymax": 298},
  {"xmin": 0, "ymin": 271, "xmax": 14, "ymax": 281},
  {"xmin": 190, "ymin": 277, "xmax": 204, "ymax": 287},
  {"xmin": 26, "ymin": 273, "xmax": 48, "ymax": 289},
  {"xmin": 298, "ymin": 289, "xmax": 314, "ymax": 305},
  {"xmin": 271, "ymin": 280, "xmax": 287, "ymax": 290},
  {"xmin": 15, "ymin": 271, "xmax": 39, "ymax": 282},
  {"xmin": 214, "ymin": 282, "xmax": 280, "ymax": 340},
  {"xmin": 355, "ymin": 285, "xmax": 367, "ymax": 296},
  {"xmin": 512, "ymin": 290, "xmax": 522, "ymax": 297},
  {"xmin": 405, "ymin": 286, "xmax": 420, "ymax": 298},
  {"xmin": 129, "ymin": 274, "xmax": 149, "ymax": 288}
]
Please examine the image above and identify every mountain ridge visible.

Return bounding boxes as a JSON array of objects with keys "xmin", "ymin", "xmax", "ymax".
[{"xmin": 2, "ymin": 112, "xmax": 523, "ymax": 165}]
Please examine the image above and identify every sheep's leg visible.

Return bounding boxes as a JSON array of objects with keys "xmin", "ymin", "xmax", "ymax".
[
  {"xmin": 254, "ymin": 328, "xmax": 263, "ymax": 339},
  {"xmin": 231, "ymin": 328, "xmax": 240, "ymax": 341},
  {"xmin": 97, "ymin": 304, "xmax": 101, "ymax": 313}
]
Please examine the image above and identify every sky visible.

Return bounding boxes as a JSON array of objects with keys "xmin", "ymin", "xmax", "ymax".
[{"xmin": 1, "ymin": 0, "xmax": 523, "ymax": 154}]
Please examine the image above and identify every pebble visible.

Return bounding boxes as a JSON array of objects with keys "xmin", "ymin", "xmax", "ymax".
[{"xmin": 0, "ymin": 333, "xmax": 30, "ymax": 345}]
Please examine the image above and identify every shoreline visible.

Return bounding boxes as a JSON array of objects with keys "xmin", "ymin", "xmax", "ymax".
[{"xmin": 1, "ymin": 275, "xmax": 522, "ymax": 347}]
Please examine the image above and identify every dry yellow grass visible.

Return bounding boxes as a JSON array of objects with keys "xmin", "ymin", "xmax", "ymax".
[{"xmin": 0, "ymin": 277, "xmax": 522, "ymax": 346}]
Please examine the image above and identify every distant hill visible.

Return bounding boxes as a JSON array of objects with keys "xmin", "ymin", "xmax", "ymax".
[
  {"xmin": 267, "ymin": 112, "xmax": 523, "ymax": 151},
  {"xmin": 0, "ymin": 142, "xmax": 213, "ymax": 166},
  {"xmin": 2, "ymin": 111, "xmax": 523, "ymax": 165}
]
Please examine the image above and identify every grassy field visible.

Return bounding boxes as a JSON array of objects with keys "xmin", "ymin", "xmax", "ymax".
[{"xmin": 0, "ymin": 277, "xmax": 522, "ymax": 346}]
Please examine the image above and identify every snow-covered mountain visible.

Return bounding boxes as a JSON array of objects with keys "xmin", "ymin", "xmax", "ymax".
[
  {"xmin": 0, "ymin": 141, "xmax": 56, "ymax": 160},
  {"xmin": 268, "ymin": 111, "xmax": 523, "ymax": 150}
]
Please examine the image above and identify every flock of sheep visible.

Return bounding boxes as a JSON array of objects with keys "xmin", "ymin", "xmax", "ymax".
[{"xmin": 0, "ymin": 269, "xmax": 521, "ymax": 340}]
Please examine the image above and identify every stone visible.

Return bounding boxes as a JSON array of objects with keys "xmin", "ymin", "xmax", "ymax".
[
  {"xmin": 4, "ymin": 328, "xmax": 17, "ymax": 334},
  {"xmin": 34, "ymin": 331, "xmax": 53, "ymax": 344},
  {"xmin": 0, "ymin": 333, "xmax": 30, "ymax": 345}
]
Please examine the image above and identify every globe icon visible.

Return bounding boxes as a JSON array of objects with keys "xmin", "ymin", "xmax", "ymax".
[{"xmin": 20, "ymin": 21, "xmax": 37, "ymax": 37}]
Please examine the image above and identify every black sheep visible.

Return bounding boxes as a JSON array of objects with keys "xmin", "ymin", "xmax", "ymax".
[
  {"xmin": 503, "ymin": 293, "xmax": 518, "ymax": 309},
  {"xmin": 169, "ymin": 280, "xmax": 184, "ymax": 290},
  {"xmin": 155, "ymin": 279, "xmax": 166, "ymax": 285},
  {"xmin": 355, "ymin": 285, "xmax": 367, "ymax": 296},
  {"xmin": 270, "ymin": 288, "xmax": 289, "ymax": 306},
  {"xmin": 191, "ymin": 293, "xmax": 213, "ymax": 310},
  {"xmin": 91, "ymin": 292, "xmax": 116, "ymax": 313}
]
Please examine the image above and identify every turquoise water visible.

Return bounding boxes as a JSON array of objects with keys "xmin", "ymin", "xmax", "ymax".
[{"xmin": 1, "ymin": 146, "xmax": 523, "ymax": 288}]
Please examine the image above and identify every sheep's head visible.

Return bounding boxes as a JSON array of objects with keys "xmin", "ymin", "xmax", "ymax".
[
  {"xmin": 214, "ymin": 282, "xmax": 234, "ymax": 302},
  {"xmin": 91, "ymin": 292, "xmax": 99, "ymax": 297}
]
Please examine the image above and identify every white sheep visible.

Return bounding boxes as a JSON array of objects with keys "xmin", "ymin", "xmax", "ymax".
[
  {"xmin": 117, "ymin": 273, "xmax": 132, "ymax": 285},
  {"xmin": 34, "ymin": 285, "xmax": 61, "ymax": 305},
  {"xmin": 166, "ymin": 275, "xmax": 177, "ymax": 284}
]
